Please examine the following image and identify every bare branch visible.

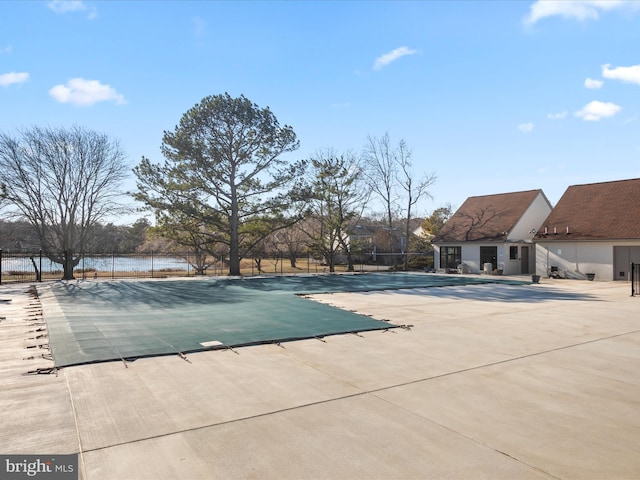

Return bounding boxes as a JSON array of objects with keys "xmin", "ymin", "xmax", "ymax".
[{"xmin": 0, "ymin": 125, "xmax": 128, "ymax": 279}]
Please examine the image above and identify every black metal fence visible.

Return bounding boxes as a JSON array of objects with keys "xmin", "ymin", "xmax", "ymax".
[
  {"xmin": 0, "ymin": 249, "xmax": 434, "ymax": 285},
  {"xmin": 0, "ymin": 250, "xmax": 226, "ymax": 284},
  {"xmin": 632, "ymin": 263, "xmax": 640, "ymax": 297}
]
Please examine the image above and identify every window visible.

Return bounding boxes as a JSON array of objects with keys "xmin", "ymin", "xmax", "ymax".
[
  {"xmin": 509, "ymin": 246, "xmax": 518, "ymax": 260},
  {"xmin": 440, "ymin": 246, "xmax": 461, "ymax": 269}
]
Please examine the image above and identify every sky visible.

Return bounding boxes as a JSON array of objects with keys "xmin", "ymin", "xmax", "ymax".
[{"xmin": 1, "ymin": 0, "xmax": 640, "ymax": 224}]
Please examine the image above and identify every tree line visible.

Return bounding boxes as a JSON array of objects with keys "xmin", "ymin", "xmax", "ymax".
[
  {"xmin": 0, "ymin": 218, "xmax": 150, "ymax": 253},
  {"xmin": 0, "ymin": 93, "xmax": 449, "ymax": 279}
]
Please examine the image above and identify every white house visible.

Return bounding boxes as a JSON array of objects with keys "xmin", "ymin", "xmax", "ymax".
[
  {"xmin": 534, "ymin": 178, "xmax": 640, "ymax": 281},
  {"xmin": 433, "ymin": 189, "xmax": 552, "ymax": 275}
]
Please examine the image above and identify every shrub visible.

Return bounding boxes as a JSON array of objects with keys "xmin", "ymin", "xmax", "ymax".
[{"xmin": 407, "ymin": 256, "xmax": 433, "ymax": 270}]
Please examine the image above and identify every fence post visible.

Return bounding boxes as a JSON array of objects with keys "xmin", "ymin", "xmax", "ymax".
[
  {"xmin": 151, "ymin": 250, "xmax": 154, "ymax": 278},
  {"xmin": 0, "ymin": 249, "xmax": 2, "ymax": 285},
  {"xmin": 39, "ymin": 250, "xmax": 42, "ymax": 282},
  {"xmin": 632, "ymin": 263, "xmax": 636, "ymax": 297}
]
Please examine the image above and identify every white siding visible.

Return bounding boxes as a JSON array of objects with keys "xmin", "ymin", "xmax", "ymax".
[
  {"xmin": 503, "ymin": 243, "xmax": 527, "ymax": 275},
  {"xmin": 435, "ymin": 191, "xmax": 552, "ymax": 276},
  {"xmin": 535, "ymin": 240, "xmax": 640, "ymax": 280},
  {"xmin": 509, "ymin": 192, "xmax": 553, "ymax": 241}
]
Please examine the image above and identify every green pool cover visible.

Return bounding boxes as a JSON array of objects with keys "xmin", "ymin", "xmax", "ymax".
[{"xmin": 40, "ymin": 273, "xmax": 528, "ymax": 367}]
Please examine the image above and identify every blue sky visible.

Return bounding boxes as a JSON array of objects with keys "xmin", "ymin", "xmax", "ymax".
[{"xmin": 1, "ymin": 0, "xmax": 640, "ymax": 224}]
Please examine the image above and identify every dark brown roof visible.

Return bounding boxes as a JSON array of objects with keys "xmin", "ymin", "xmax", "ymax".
[
  {"xmin": 535, "ymin": 178, "xmax": 640, "ymax": 241},
  {"xmin": 434, "ymin": 190, "xmax": 543, "ymax": 243}
]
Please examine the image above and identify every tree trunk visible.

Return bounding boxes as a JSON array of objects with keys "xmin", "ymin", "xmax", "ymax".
[
  {"xmin": 229, "ymin": 249, "xmax": 240, "ymax": 276},
  {"xmin": 404, "ymin": 206, "xmax": 412, "ymax": 272},
  {"xmin": 29, "ymin": 256, "xmax": 41, "ymax": 282},
  {"xmin": 341, "ymin": 240, "xmax": 354, "ymax": 272},
  {"xmin": 387, "ymin": 206, "xmax": 396, "ymax": 270},
  {"xmin": 229, "ymin": 186, "xmax": 241, "ymax": 276},
  {"xmin": 327, "ymin": 251, "xmax": 335, "ymax": 273},
  {"xmin": 62, "ymin": 250, "xmax": 75, "ymax": 280},
  {"xmin": 193, "ymin": 251, "xmax": 207, "ymax": 275}
]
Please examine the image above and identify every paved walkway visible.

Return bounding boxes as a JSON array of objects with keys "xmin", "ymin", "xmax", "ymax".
[{"xmin": 1, "ymin": 278, "xmax": 639, "ymax": 479}]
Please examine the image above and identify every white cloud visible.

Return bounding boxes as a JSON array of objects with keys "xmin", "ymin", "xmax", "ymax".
[
  {"xmin": 602, "ymin": 64, "xmax": 640, "ymax": 85},
  {"xmin": 574, "ymin": 100, "xmax": 621, "ymax": 121},
  {"xmin": 0, "ymin": 72, "xmax": 29, "ymax": 87},
  {"xmin": 373, "ymin": 46, "xmax": 417, "ymax": 71},
  {"xmin": 584, "ymin": 77, "xmax": 603, "ymax": 89},
  {"xmin": 547, "ymin": 111, "xmax": 567, "ymax": 120},
  {"xmin": 518, "ymin": 122, "xmax": 534, "ymax": 133},
  {"xmin": 48, "ymin": 1, "xmax": 97, "ymax": 19},
  {"xmin": 0, "ymin": 45, "xmax": 12, "ymax": 55},
  {"xmin": 49, "ymin": 78, "xmax": 125, "ymax": 106},
  {"xmin": 524, "ymin": 0, "xmax": 638, "ymax": 26},
  {"xmin": 48, "ymin": 0, "xmax": 86, "ymax": 13}
]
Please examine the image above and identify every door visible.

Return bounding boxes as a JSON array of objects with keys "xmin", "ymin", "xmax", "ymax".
[
  {"xmin": 480, "ymin": 246, "xmax": 498, "ymax": 273},
  {"xmin": 520, "ymin": 246, "xmax": 530, "ymax": 274},
  {"xmin": 614, "ymin": 246, "xmax": 640, "ymax": 281}
]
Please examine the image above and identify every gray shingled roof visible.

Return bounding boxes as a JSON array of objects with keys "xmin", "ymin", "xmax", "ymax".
[
  {"xmin": 535, "ymin": 178, "xmax": 640, "ymax": 241},
  {"xmin": 434, "ymin": 190, "xmax": 542, "ymax": 243}
]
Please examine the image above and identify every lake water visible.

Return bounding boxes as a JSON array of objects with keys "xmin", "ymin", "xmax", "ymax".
[{"xmin": 1, "ymin": 255, "xmax": 192, "ymax": 273}]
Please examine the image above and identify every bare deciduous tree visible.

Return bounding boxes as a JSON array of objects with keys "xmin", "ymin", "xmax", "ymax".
[
  {"xmin": 397, "ymin": 140, "xmax": 436, "ymax": 270},
  {"xmin": 270, "ymin": 223, "xmax": 308, "ymax": 268},
  {"xmin": 304, "ymin": 150, "xmax": 368, "ymax": 272},
  {"xmin": 363, "ymin": 133, "xmax": 436, "ymax": 270},
  {"xmin": 363, "ymin": 133, "xmax": 398, "ymax": 264},
  {"xmin": 0, "ymin": 125, "xmax": 129, "ymax": 279}
]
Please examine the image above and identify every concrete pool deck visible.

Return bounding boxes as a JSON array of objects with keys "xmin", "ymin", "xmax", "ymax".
[{"xmin": 1, "ymin": 277, "xmax": 639, "ymax": 479}]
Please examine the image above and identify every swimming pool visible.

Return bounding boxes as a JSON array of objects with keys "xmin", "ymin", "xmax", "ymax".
[{"xmin": 39, "ymin": 273, "xmax": 529, "ymax": 367}]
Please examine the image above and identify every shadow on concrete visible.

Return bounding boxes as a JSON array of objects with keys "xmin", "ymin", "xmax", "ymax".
[
  {"xmin": 361, "ymin": 284, "xmax": 601, "ymax": 303},
  {"xmin": 215, "ymin": 273, "xmax": 528, "ymax": 294},
  {"xmin": 50, "ymin": 274, "xmax": 531, "ymax": 309}
]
